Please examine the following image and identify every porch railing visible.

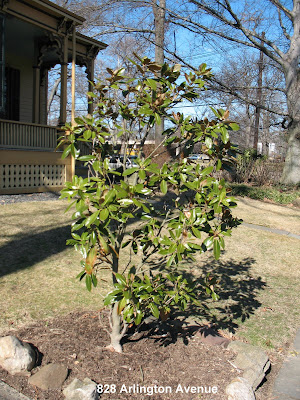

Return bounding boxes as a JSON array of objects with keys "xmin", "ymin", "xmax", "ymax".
[
  {"xmin": 0, "ymin": 149, "xmax": 74, "ymax": 194},
  {"xmin": 0, "ymin": 119, "xmax": 61, "ymax": 150}
]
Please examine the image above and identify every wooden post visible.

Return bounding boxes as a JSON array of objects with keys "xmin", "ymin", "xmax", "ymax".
[
  {"xmin": 33, "ymin": 66, "xmax": 40, "ymax": 123},
  {"xmin": 87, "ymin": 58, "xmax": 94, "ymax": 116},
  {"xmin": 59, "ymin": 36, "xmax": 68, "ymax": 125},
  {"xmin": 71, "ymin": 25, "xmax": 76, "ymax": 125}
]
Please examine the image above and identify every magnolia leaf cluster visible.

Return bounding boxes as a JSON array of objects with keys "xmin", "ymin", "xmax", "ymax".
[{"xmin": 60, "ymin": 56, "xmax": 240, "ymax": 331}]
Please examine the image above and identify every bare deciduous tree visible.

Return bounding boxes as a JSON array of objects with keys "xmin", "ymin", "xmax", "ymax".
[{"xmin": 166, "ymin": 0, "xmax": 300, "ymax": 183}]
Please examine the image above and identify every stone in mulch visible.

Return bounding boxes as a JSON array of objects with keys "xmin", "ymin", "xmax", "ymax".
[
  {"xmin": 28, "ymin": 363, "xmax": 68, "ymax": 390},
  {"xmin": 228, "ymin": 340, "xmax": 270, "ymax": 390},
  {"xmin": 63, "ymin": 378, "xmax": 99, "ymax": 400},
  {"xmin": 194, "ymin": 326, "xmax": 230, "ymax": 347},
  {"xmin": 226, "ymin": 377, "xmax": 255, "ymax": 400},
  {"xmin": 0, "ymin": 336, "xmax": 36, "ymax": 376}
]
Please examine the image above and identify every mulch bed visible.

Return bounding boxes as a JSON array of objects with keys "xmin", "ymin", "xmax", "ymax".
[{"xmin": 0, "ymin": 310, "xmax": 245, "ymax": 400}]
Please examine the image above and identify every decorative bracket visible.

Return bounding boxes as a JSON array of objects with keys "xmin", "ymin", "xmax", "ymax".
[
  {"xmin": 1, "ymin": 0, "xmax": 9, "ymax": 10},
  {"xmin": 37, "ymin": 32, "xmax": 63, "ymax": 68}
]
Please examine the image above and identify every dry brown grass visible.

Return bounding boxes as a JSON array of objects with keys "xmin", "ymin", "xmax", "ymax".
[
  {"xmin": 233, "ymin": 196, "xmax": 300, "ymax": 235},
  {"xmin": 0, "ymin": 197, "xmax": 299, "ymax": 351},
  {"xmin": 0, "ymin": 200, "xmax": 110, "ymax": 334}
]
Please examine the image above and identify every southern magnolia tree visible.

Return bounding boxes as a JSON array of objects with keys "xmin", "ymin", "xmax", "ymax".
[{"xmin": 60, "ymin": 57, "xmax": 240, "ymax": 352}]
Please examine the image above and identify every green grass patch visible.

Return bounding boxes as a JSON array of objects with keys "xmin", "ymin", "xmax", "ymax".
[{"xmin": 229, "ymin": 183, "xmax": 300, "ymax": 205}]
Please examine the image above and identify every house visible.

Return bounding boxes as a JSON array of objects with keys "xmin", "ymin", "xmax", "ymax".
[{"xmin": 0, "ymin": 0, "xmax": 107, "ymax": 194}]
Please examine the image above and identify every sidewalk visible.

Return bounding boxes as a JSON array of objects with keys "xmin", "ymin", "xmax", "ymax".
[
  {"xmin": 243, "ymin": 222, "xmax": 300, "ymax": 240},
  {"xmin": 272, "ymin": 328, "xmax": 300, "ymax": 400}
]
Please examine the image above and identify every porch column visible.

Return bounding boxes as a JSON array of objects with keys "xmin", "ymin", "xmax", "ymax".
[
  {"xmin": 71, "ymin": 26, "xmax": 76, "ymax": 125},
  {"xmin": 33, "ymin": 66, "xmax": 40, "ymax": 123},
  {"xmin": 59, "ymin": 35, "xmax": 68, "ymax": 125},
  {"xmin": 87, "ymin": 58, "xmax": 94, "ymax": 116}
]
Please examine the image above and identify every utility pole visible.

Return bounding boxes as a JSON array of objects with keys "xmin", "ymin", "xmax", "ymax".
[
  {"xmin": 152, "ymin": 0, "xmax": 165, "ymax": 145},
  {"xmin": 253, "ymin": 32, "xmax": 265, "ymax": 153}
]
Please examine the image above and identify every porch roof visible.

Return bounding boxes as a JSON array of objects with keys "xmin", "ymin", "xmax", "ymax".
[{"xmin": 4, "ymin": 0, "xmax": 107, "ymax": 51}]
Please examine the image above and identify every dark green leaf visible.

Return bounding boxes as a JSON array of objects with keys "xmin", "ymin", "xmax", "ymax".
[
  {"xmin": 134, "ymin": 310, "xmax": 144, "ymax": 325},
  {"xmin": 203, "ymin": 236, "xmax": 213, "ymax": 249},
  {"xmin": 100, "ymin": 208, "xmax": 109, "ymax": 221},
  {"xmin": 160, "ymin": 180, "xmax": 167, "ymax": 194},
  {"xmin": 191, "ymin": 227, "xmax": 202, "ymax": 239},
  {"xmin": 229, "ymin": 122, "xmax": 239, "ymax": 131},
  {"xmin": 85, "ymin": 211, "xmax": 99, "ymax": 227},
  {"xmin": 149, "ymin": 303, "xmax": 160, "ymax": 319},
  {"xmin": 155, "ymin": 113, "xmax": 161, "ymax": 125},
  {"xmin": 76, "ymin": 270, "xmax": 86, "ymax": 280},
  {"xmin": 114, "ymin": 273, "xmax": 127, "ymax": 286},
  {"xmin": 61, "ymin": 145, "xmax": 71, "ymax": 159},
  {"xmin": 123, "ymin": 167, "xmax": 139, "ymax": 176},
  {"xmin": 138, "ymin": 169, "xmax": 146, "ymax": 180},
  {"xmin": 205, "ymin": 137, "xmax": 213, "ymax": 149},
  {"xmin": 78, "ymin": 155, "xmax": 95, "ymax": 162},
  {"xmin": 213, "ymin": 239, "xmax": 221, "ymax": 260},
  {"xmin": 86, "ymin": 275, "xmax": 92, "ymax": 292}
]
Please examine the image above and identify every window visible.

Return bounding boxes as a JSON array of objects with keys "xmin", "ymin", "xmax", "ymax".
[{"xmin": 5, "ymin": 66, "xmax": 20, "ymax": 121}]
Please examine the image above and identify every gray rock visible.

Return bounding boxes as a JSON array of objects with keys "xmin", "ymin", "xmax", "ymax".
[
  {"xmin": 0, "ymin": 336, "xmax": 36, "ymax": 376},
  {"xmin": 28, "ymin": 363, "xmax": 68, "ymax": 390},
  {"xmin": 0, "ymin": 380, "xmax": 33, "ymax": 400},
  {"xmin": 228, "ymin": 340, "xmax": 270, "ymax": 390},
  {"xmin": 63, "ymin": 378, "xmax": 99, "ymax": 400},
  {"xmin": 226, "ymin": 377, "xmax": 255, "ymax": 400},
  {"xmin": 228, "ymin": 341, "xmax": 269, "ymax": 370},
  {"xmin": 243, "ymin": 366, "xmax": 266, "ymax": 390}
]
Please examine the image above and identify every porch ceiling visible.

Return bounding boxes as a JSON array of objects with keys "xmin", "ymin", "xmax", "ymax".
[
  {"xmin": 5, "ymin": 14, "xmax": 106, "ymax": 68},
  {"xmin": 6, "ymin": 14, "xmax": 42, "ymax": 59}
]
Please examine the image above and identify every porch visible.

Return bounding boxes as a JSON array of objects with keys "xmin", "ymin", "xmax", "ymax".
[
  {"xmin": 0, "ymin": 119, "xmax": 73, "ymax": 194},
  {"xmin": 0, "ymin": 0, "xmax": 107, "ymax": 195},
  {"xmin": 0, "ymin": 119, "xmax": 59, "ymax": 150}
]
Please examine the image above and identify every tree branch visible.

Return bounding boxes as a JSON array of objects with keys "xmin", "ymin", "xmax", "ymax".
[
  {"xmin": 276, "ymin": 6, "xmax": 292, "ymax": 41},
  {"xmin": 218, "ymin": 0, "xmax": 285, "ymax": 60},
  {"xmin": 269, "ymin": 0, "xmax": 293, "ymax": 20},
  {"xmin": 210, "ymin": 76, "xmax": 289, "ymax": 117},
  {"xmin": 91, "ymin": 26, "xmax": 154, "ymax": 37},
  {"xmin": 167, "ymin": 5, "xmax": 284, "ymax": 66}
]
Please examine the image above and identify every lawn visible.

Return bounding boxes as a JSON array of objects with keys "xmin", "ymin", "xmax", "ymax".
[
  {"xmin": 229, "ymin": 183, "xmax": 300, "ymax": 205},
  {"xmin": 0, "ymin": 196, "xmax": 299, "ymax": 352}
]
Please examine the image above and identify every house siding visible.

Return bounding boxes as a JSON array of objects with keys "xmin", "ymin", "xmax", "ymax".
[{"xmin": 6, "ymin": 52, "xmax": 33, "ymax": 123}]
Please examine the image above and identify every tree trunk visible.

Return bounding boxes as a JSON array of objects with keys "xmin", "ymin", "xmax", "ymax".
[
  {"xmin": 108, "ymin": 303, "xmax": 127, "ymax": 353},
  {"xmin": 106, "ymin": 235, "xmax": 127, "ymax": 352},
  {"xmin": 281, "ymin": 121, "xmax": 300, "ymax": 183},
  {"xmin": 253, "ymin": 33, "xmax": 265, "ymax": 152},
  {"xmin": 281, "ymin": 1, "xmax": 300, "ymax": 184}
]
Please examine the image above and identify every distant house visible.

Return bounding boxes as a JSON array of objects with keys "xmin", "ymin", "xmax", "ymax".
[{"xmin": 0, "ymin": 0, "xmax": 107, "ymax": 194}]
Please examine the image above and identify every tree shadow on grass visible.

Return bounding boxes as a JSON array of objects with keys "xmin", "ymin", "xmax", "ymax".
[
  {"xmin": 0, "ymin": 225, "xmax": 71, "ymax": 278},
  {"xmin": 137, "ymin": 256, "xmax": 266, "ymax": 346},
  {"xmin": 189, "ymin": 257, "xmax": 266, "ymax": 332}
]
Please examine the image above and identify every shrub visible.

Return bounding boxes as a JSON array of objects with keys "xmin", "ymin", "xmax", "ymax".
[
  {"xmin": 230, "ymin": 183, "xmax": 300, "ymax": 204},
  {"xmin": 232, "ymin": 149, "xmax": 284, "ymax": 186},
  {"xmin": 59, "ymin": 56, "xmax": 240, "ymax": 352}
]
